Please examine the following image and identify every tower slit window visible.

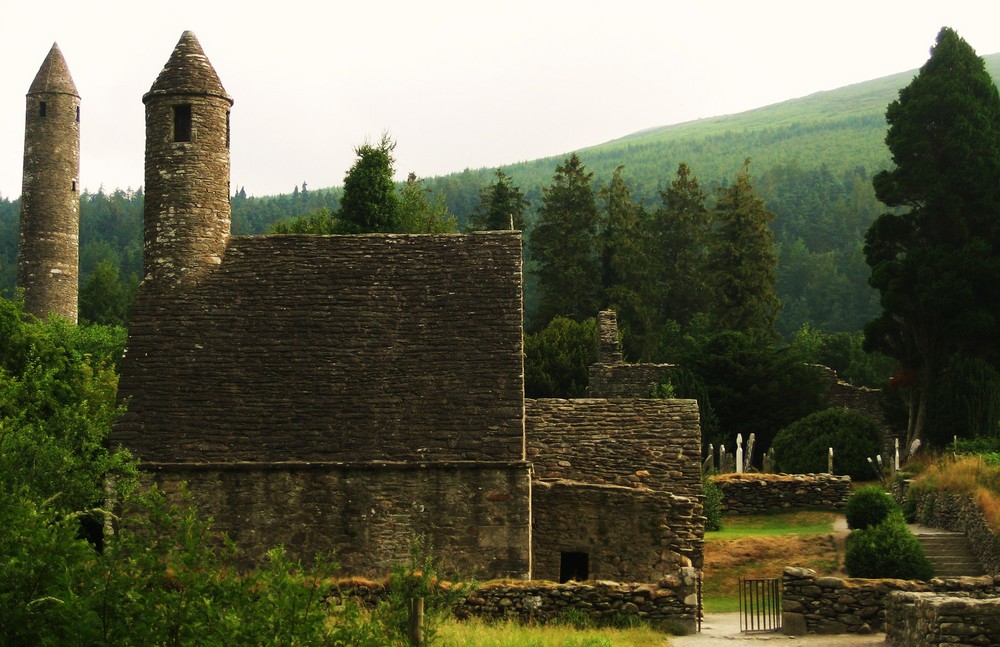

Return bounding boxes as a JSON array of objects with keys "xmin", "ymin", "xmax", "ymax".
[
  {"xmin": 226, "ymin": 111, "xmax": 231, "ymax": 149},
  {"xmin": 76, "ymin": 106, "xmax": 80, "ymax": 122},
  {"xmin": 39, "ymin": 101, "xmax": 47, "ymax": 118},
  {"xmin": 173, "ymin": 104, "xmax": 193, "ymax": 142}
]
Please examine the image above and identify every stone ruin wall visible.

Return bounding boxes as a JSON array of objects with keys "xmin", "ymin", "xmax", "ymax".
[
  {"xmin": 885, "ymin": 590, "xmax": 1000, "ymax": 647},
  {"xmin": 712, "ymin": 473, "xmax": 852, "ymax": 514},
  {"xmin": 140, "ymin": 460, "xmax": 532, "ymax": 580},
  {"xmin": 782, "ymin": 566, "xmax": 1000, "ymax": 635},
  {"xmin": 906, "ymin": 489, "xmax": 1000, "ymax": 575},
  {"xmin": 526, "ymin": 398, "xmax": 704, "ymax": 581}
]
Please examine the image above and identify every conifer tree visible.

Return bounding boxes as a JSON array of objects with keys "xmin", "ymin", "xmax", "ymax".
[
  {"xmin": 529, "ymin": 154, "xmax": 600, "ymax": 329},
  {"xmin": 645, "ymin": 163, "xmax": 713, "ymax": 330},
  {"xmin": 864, "ymin": 27, "xmax": 1000, "ymax": 451},
  {"xmin": 598, "ymin": 166, "xmax": 646, "ymax": 357},
  {"xmin": 469, "ymin": 169, "xmax": 529, "ymax": 231},
  {"xmin": 708, "ymin": 159, "xmax": 781, "ymax": 338},
  {"xmin": 338, "ymin": 133, "xmax": 400, "ymax": 233}
]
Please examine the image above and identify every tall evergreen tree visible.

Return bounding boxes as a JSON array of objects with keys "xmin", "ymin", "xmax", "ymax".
[
  {"xmin": 645, "ymin": 163, "xmax": 713, "ymax": 331},
  {"xmin": 469, "ymin": 169, "xmax": 529, "ymax": 231},
  {"xmin": 338, "ymin": 133, "xmax": 401, "ymax": 233},
  {"xmin": 709, "ymin": 159, "xmax": 781, "ymax": 338},
  {"xmin": 529, "ymin": 154, "xmax": 600, "ymax": 329},
  {"xmin": 864, "ymin": 27, "xmax": 1000, "ymax": 452},
  {"xmin": 598, "ymin": 166, "xmax": 646, "ymax": 357},
  {"xmin": 397, "ymin": 173, "xmax": 457, "ymax": 233}
]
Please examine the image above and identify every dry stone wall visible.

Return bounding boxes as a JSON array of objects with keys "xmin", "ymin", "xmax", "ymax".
[
  {"xmin": 782, "ymin": 566, "xmax": 1000, "ymax": 635},
  {"xmin": 884, "ymin": 591, "xmax": 1000, "ymax": 647},
  {"xmin": 140, "ymin": 460, "xmax": 532, "ymax": 579},
  {"xmin": 115, "ymin": 233, "xmax": 524, "ymax": 463},
  {"xmin": 713, "ymin": 473, "xmax": 851, "ymax": 513}
]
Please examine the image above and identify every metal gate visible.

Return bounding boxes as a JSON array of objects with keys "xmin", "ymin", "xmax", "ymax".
[{"xmin": 739, "ymin": 577, "xmax": 781, "ymax": 633}]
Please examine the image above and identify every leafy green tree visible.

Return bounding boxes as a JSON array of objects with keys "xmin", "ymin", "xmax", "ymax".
[
  {"xmin": 709, "ymin": 159, "xmax": 781, "ymax": 339},
  {"xmin": 469, "ymin": 169, "xmax": 529, "ymax": 231},
  {"xmin": 397, "ymin": 173, "xmax": 458, "ymax": 233},
  {"xmin": 863, "ymin": 27, "xmax": 1000, "ymax": 452},
  {"xmin": 269, "ymin": 207, "xmax": 339, "ymax": 234},
  {"xmin": 529, "ymin": 154, "xmax": 601, "ymax": 329},
  {"xmin": 524, "ymin": 316, "xmax": 597, "ymax": 398},
  {"xmin": 338, "ymin": 133, "xmax": 402, "ymax": 233}
]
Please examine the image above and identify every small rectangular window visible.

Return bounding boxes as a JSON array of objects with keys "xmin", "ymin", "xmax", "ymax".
[
  {"xmin": 76, "ymin": 106, "xmax": 80, "ymax": 123},
  {"xmin": 226, "ymin": 111, "xmax": 231, "ymax": 149},
  {"xmin": 173, "ymin": 104, "xmax": 192, "ymax": 142},
  {"xmin": 559, "ymin": 552, "xmax": 589, "ymax": 583},
  {"xmin": 39, "ymin": 101, "xmax": 47, "ymax": 118},
  {"xmin": 71, "ymin": 180, "xmax": 77, "ymax": 192}
]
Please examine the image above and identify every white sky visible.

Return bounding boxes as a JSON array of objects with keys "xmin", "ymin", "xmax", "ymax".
[{"xmin": 2, "ymin": 0, "xmax": 1000, "ymax": 199}]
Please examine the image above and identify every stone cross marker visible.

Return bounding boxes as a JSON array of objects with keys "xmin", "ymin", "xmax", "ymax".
[{"xmin": 735, "ymin": 434, "xmax": 744, "ymax": 474}]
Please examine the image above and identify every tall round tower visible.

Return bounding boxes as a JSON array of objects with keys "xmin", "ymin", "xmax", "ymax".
[
  {"xmin": 17, "ymin": 43, "xmax": 81, "ymax": 322},
  {"xmin": 143, "ymin": 31, "xmax": 233, "ymax": 289}
]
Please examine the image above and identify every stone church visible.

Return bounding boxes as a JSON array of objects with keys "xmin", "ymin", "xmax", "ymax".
[{"xmin": 17, "ymin": 32, "xmax": 705, "ymax": 583}]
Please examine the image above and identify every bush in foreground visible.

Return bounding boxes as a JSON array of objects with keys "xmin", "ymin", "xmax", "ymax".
[
  {"xmin": 844, "ymin": 512, "xmax": 933, "ymax": 580},
  {"xmin": 845, "ymin": 485, "xmax": 899, "ymax": 530}
]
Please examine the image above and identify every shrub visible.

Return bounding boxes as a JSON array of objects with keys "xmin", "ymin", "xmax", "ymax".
[
  {"xmin": 844, "ymin": 512, "xmax": 933, "ymax": 580},
  {"xmin": 703, "ymin": 476, "xmax": 724, "ymax": 532},
  {"xmin": 845, "ymin": 485, "xmax": 899, "ymax": 530},
  {"xmin": 771, "ymin": 408, "xmax": 882, "ymax": 479}
]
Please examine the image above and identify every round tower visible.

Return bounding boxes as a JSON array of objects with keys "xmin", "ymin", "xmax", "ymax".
[
  {"xmin": 17, "ymin": 43, "xmax": 81, "ymax": 322},
  {"xmin": 143, "ymin": 31, "xmax": 233, "ymax": 289}
]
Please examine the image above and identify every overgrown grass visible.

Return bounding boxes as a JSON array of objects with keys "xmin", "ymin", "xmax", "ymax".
[
  {"xmin": 702, "ymin": 511, "xmax": 841, "ymax": 612},
  {"xmin": 908, "ymin": 454, "xmax": 1000, "ymax": 532},
  {"xmin": 437, "ymin": 617, "xmax": 668, "ymax": 647}
]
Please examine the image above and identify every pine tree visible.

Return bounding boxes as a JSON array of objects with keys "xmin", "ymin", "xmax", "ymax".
[
  {"xmin": 864, "ymin": 27, "xmax": 1000, "ymax": 451},
  {"xmin": 469, "ymin": 169, "xmax": 529, "ymax": 231},
  {"xmin": 709, "ymin": 159, "xmax": 781, "ymax": 338},
  {"xmin": 338, "ymin": 133, "xmax": 401, "ymax": 233},
  {"xmin": 397, "ymin": 173, "xmax": 457, "ymax": 233},
  {"xmin": 529, "ymin": 154, "xmax": 600, "ymax": 329},
  {"xmin": 598, "ymin": 166, "xmax": 646, "ymax": 357},
  {"xmin": 644, "ymin": 163, "xmax": 713, "ymax": 330}
]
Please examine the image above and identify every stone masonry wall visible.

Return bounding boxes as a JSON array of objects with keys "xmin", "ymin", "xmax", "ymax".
[
  {"xmin": 526, "ymin": 398, "xmax": 702, "ymax": 494},
  {"xmin": 712, "ymin": 473, "xmax": 852, "ymax": 514},
  {"xmin": 115, "ymin": 233, "xmax": 524, "ymax": 464},
  {"xmin": 906, "ymin": 489, "xmax": 1000, "ymax": 575},
  {"xmin": 140, "ymin": 461, "xmax": 531, "ymax": 580},
  {"xmin": 532, "ymin": 480, "xmax": 703, "ymax": 582},
  {"xmin": 782, "ymin": 566, "xmax": 1000, "ymax": 634},
  {"xmin": 335, "ymin": 572, "xmax": 701, "ymax": 633},
  {"xmin": 884, "ymin": 591, "xmax": 1000, "ymax": 647},
  {"xmin": 587, "ymin": 363, "xmax": 677, "ymax": 398}
]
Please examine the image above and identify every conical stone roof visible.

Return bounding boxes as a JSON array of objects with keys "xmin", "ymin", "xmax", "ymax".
[
  {"xmin": 144, "ymin": 31, "xmax": 232, "ymax": 104},
  {"xmin": 28, "ymin": 43, "xmax": 79, "ymax": 97}
]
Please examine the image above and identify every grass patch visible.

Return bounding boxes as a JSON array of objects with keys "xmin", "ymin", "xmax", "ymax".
[
  {"xmin": 909, "ymin": 454, "xmax": 1000, "ymax": 532},
  {"xmin": 702, "ymin": 511, "xmax": 841, "ymax": 613},
  {"xmin": 437, "ymin": 617, "xmax": 669, "ymax": 646},
  {"xmin": 706, "ymin": 510, "xmax": 837, "ymax": 539}
]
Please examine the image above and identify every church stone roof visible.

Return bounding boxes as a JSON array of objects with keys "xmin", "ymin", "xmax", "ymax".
[
  {"xmin": 143, "ymin": 31, "xmax": 232, "ymax": 104},
  {"xmin": 114, "ymin": 232, "xmax": 525, "ymax": 464},
  {"xmin": 28, "ymin": 43, "xmax": 79, "ymax": 97}
]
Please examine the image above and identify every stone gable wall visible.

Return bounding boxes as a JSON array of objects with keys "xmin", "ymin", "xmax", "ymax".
[
  {"xmin": 712, "ymin": 473, "xmax": 852, "ymax": 513},
  {"xmin": 782, "ymin": 566, "xmax": 1000, "ymax": 634},
  {"xmin": 140, "ymin": 461, "xmax": 531, "ymax": 580},
  {"xmin": 115, "ymin": 233, "xmax": 524, "ymax": 463},
  {"xmin": 526, "ymin": 398, "xmax": 701, "ymax": 494},
  {"xmin": 587, "ymin": 363, "xmax": 676, "ymax": 398}
]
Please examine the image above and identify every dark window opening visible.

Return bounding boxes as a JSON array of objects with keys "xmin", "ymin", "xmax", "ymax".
[
  {"xmin": 173, "ymin": 104, "xmax": 192, "ymax": 142},
  {"xmin": 76, "ymin": 106, "xmax": 80, "ymax": 122},
  {"xmin": 226, "ymin": 111, "xmax": 231, "ymax": 149},
  {"xmin": 559, "ymin": 552, "xmax": 589, "ymax": 583},
  {"xmin": 39, "ymin": 101, "xmax": 47, "ymax": 118},
  {"xmin": 71, "ymin": 181, "xmax": 76, "ymax": 192}
]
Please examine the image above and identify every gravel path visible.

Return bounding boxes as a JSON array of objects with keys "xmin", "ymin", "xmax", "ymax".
[{"xmin": 668, "ymin": 613, "xmax": 887, "ymax": 646}]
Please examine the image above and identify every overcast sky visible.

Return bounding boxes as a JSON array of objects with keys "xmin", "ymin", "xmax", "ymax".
[{"xmin": 3, "ymin": 0, "xmax": 1000, "ymax": 199}]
